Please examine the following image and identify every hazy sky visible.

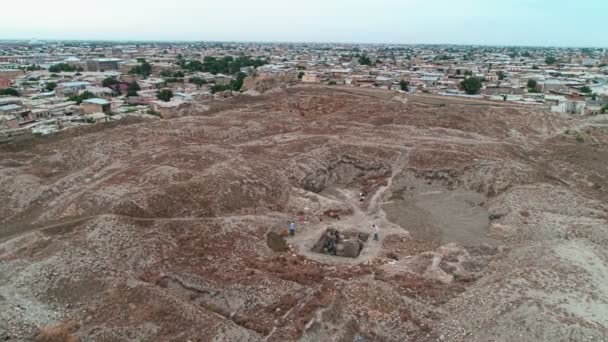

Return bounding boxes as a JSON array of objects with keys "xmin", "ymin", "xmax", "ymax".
[{"xmin": 2, "ymin": 0, "xmax": 607, "ymax": 47}]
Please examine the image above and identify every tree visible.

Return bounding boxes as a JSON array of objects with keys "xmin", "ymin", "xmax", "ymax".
[
  {"xmin": 156, "ymin": 89, "xmax": 173, "ymax": 102},
  {"xmin": 591, "ymin": 93, "xmax": 597, "ymax": 101},
  {"xmin": 20, "ymin": 64, "xmax": 42, "ymax": 71},
  {"xmin": 48, "ymin": 63, "xmax": 78, "ymax": 73},
  {"xmin": 102, "ymin": 77, "xmax": 120, "ymax": 88},
  {"xmin": 126, "ymin": 81, "xmax": 141, "ymax": 97},
  {"xmin": 129, "ymin": 59, "xmax": 152, "ymax": 78},
  {"xmin": 545, "ymin": 56, "xmax": 558, "ymax": 65},
  {"xmin": 527, "ymin": 79, "xmax": 538, "ymax": 89},
  {"xmin": 358, "ymin": 55, "xmax": 372, "ymax": 66},
  {"xmin": 68, "ymin": 91, "xmax": 94, "ymax": 104},
  {"xmin": 464, "ymin": 70, "xmax": 473, "ymax": 76},
  {"xmin": 399, "ymin": 80, "xmax": 409, "ymax": 91},
  {"xmin": 231, "ymin": 72, "xmax": 247, "ymax": 91},
  {"xmin": 190, "ymin": 77, "xmax": 208, "ymax": 88},
  {"xmin": 0, "ymin": 88, "xmax": 19, "ymax": 96},
  {"xmin": 45, "ymin": 82, "xmax": 57, "ymax": 91},
  {"xmin": 532, "ymin": 65, "xmax": 540, "ymax": 70},
  {"xmin": 209, "ymin": 73, "xmax": 248, "ymax": 94},
  {"xmin": 180, "ymin": 56, "xmax": 267, "ymax": 75},
  {"xmin": 210, "ymin": 84, "xmax": 230, "ymax": 94},
  {"xmin": 580, "ymin": 86, "xmax": 592, "ymax": 94},
  {"xmin": 497, "ymin": 71, "xmax": 507, "ymax": 80},
  {"xmin": 460, "ymin": 77, "xmax": 483, "ymax": 95},
  {"xmin": 328, "ymin": 81, "xmax": 337, "ymax": 85},
  {"xmin": 297, "ymin": 71, "xmax": 305, "ymax": 80}
]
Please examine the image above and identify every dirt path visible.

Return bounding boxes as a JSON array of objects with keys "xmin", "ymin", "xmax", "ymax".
[{"xmin": 0, "ymin": 213, "xmax": 262, "ymax": 244}]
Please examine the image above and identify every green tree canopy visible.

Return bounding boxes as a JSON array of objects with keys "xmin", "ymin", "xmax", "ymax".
[
  {"xmin": 0, "ymin": 88, "xmax": 20, "ymax": 96},
  {"xmin": 210, "ymin": 72, "xmax": 247, "ymax": 93},
  {"xmin": 297, "ymin": 71, "xmax": 305, "ymax": 80},
  {"xmin": 460, "ymin": 77, "xmax": 483, "ymax": 95},
  {"xmin": 527, "ymin": 79, "xmax": 538, "ymax": 89},
  {"xmin": 69, "ymin": 91, "xmax": 95, "ymax": 104},
  {"xmin": 129, "ymin": 59, "xmax": 152, "ymax": 78},
  {"xmin": 156, "ymin": 89, "xmax": 173, "ymax": 102},
  {"xmin": 497, "ymin": 71, "xmax": 507, "ymax": 80},
  {"xmin": 180, "ymin": 56, "xmax": 267, "ymax": 75},
  {"xmin": 358, "ymin": 55, "xmax": 372, "ymax": 66},
  {"xmin": 126, "ymin": 81, "xmax": 141, "ymax": 97},
  {"xmin": 545, "ymin": 56, "xmax": 558, "ymax": 65},
  {"xmin": 48, "ymin": 63, "xmax": 79, "ymax": 73},
  {"xmin": 399, "ymin": 80, "xmax": 409, "ymax": 91},
  {"xmin": 580, "ymin": 86, "xmax": 592, "ymax": 93},
  {"xmin": 102, "ymin": 77, "xmax": 120, "ymax": 88},
  {"xmin": 45, "ymin": 82, "xmax": 57, "ymax": 91},
  {"xmin": 190, "ymin": 77, "xmax": 208, "ymax": 88}
]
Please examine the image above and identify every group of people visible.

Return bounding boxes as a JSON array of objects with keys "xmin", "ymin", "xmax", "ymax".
[
  {"xmin": 289, "ymin": 220, "xmax": 380, "ymax": 241},
  {"xmin": 359, "ymin": 190, "xmax": 368, "ymax": 202}
]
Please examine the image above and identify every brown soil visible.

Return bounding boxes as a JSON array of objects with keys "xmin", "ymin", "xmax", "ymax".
[{"xmin": 1, "ymin": 86, "xmax": 607, "ymax": 342}]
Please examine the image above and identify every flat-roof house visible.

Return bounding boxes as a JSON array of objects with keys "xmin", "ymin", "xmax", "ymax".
[
  {"xmin": 0, "ymin": 114, "xmax": 19, "ymax": 129},
  {"xmin": 213, "ymin": 74, "xmax": 232, "ymax": 85},
  {"xmin": 0, "ymin": 105, "xmax": 34, "ymax": 126},
  {"xmin": 55, "ymin": 82, "xmax": 90, "ymax": 97},
  {"xmin": 150, "ymin": 100, "xmax": 188, "ymax": 119},
  {"xmin": 0, "ymin": 104, "xmax": 23, "ymax": 115},
  {"xmin": 0, "ymin": 77, "xmax": 11, "ymax": 89},
  {"xmin": 81, "ymin": 98, "xmax": 111, "ymax": 114},
  {"xmin": 302, "ymin": 74, "xmax": 321, "ymax": 83},
  {"xmin": 86, "ymin": 58, "xmax": 122, "ymax": 72}
]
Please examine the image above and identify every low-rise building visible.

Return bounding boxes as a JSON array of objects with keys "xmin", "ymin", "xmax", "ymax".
[
  {"xmin": 55, "ymin": 81, "xmax": 90, "ymax": 97},
  {"xmin": 86, "ymin": 58, "xmax": 122, "ymax": 72},
  {"xmin": 0, "ymin": 114, "xmax": 19, "ymax": 129},
  {"xmin": 0, "ymin": 77, "xmax": 11, "ymax": 89},
  {"xmin": 0, "ymin": 104, "xmax": 23, "ymax": 115},
  {"xmin": 81, "ymin": 98, "xmax": 111, "ymax": 114},
  {"xmin": 149, "ymin": 100, "xmax": 188, "ymax": 119},
  {"xmin": 302, "ymin": 73, "xmax": 321, "ymax": 83}
]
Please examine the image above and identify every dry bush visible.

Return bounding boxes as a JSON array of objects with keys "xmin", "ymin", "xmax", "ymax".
[{"xmin": 34, "ymin": 322, "xmax": 79, "ymax": 342}]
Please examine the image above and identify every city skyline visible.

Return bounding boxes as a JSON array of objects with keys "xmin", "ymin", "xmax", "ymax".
[{"xmin": 2, "ymin": 0, "xmax": 607, "ymax": 48}]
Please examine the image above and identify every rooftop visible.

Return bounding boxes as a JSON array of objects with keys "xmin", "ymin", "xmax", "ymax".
[
  {"xmin": 83, "ymin": 98, "xmax": 110, "ymax": 105},
  {"xmin": 60, "ymin": 82, "xmax": 90, "ymax": 88},
  {"xmin": 0, "ymin": 104, "xmax": 23, "ymax": 111}
]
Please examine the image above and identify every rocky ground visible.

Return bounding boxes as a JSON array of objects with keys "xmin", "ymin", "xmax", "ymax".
[{"xmin": 1, "ymin": 86, "xmax": 607, "ymax": 341}]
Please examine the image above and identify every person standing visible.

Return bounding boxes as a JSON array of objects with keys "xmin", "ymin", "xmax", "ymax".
[
  {"xmin": 372, "ymin": 224, "xmax": 379, "ymax": 241},
  {"xmin": 289, "ymin": 221, "xmax": 296, "ymax": 236}
]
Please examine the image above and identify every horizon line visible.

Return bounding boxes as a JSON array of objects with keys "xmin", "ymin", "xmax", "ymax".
[{"xmin": 0, "ymin": 38, "xmax": 606, "ymax": 50}]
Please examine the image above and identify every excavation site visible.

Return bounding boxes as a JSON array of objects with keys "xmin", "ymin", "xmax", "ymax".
[{"xmin": 1, "ymin": 86, "xmax": 608, "ymax": 342}]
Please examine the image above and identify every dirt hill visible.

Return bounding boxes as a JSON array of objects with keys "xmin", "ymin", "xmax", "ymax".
[{"xmin": 1, "ymin": 87, "xmax": 607, "ymax": 341}]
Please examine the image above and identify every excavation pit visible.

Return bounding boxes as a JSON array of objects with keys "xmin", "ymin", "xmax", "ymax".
[{"xmin": 311, "ymin": 228, "xmax": 369, "ymax": 258}]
